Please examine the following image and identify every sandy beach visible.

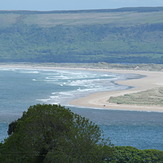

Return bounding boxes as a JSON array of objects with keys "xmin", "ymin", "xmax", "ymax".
[
  {"xmin": 70, "ymin": 69, "xmax": 163, "ymax": 112},
  {"xmin": 0, "ymin": 63, "xmax": 163, "ymax": 112}
]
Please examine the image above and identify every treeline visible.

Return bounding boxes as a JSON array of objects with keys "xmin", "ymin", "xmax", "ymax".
[
  {"xmin": 0, "ymin": 23, "xmax": 163, "ymax": 63},
  {"xmin": 0, "ymin": 104, "xmax": 163, "ymax": 162}
]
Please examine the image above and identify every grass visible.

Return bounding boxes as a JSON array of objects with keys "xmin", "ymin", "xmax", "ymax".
[
  {"xmin": 25, "ymin": 11, "xmax": 163, "ymax": 27},
  {"xmin": 108, "ymin": 87, "xmax": 163, "ymax": 106},
  {"xmin": 0, "ymin": 10, "xmax": 163, "ymax": 28}
]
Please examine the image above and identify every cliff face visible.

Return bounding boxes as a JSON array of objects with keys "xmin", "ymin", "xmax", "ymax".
[{"xmin": 0, "ymin": 7, "xmax": 163, "ymax": 63}]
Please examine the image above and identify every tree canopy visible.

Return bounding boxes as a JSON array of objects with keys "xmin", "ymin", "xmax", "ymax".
[{"xmin": 0, "ymin": 104, "xmax": 113, "ymax": 163}]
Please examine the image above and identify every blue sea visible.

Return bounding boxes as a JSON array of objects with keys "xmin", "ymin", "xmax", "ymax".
[{"xmin": 0, "ymin": 67, "xmax": 163, "ymax": 150}]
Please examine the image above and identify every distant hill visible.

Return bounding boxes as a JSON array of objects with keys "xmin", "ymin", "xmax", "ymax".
[{"xmin": 0, "ymin": 7, "xmax": 163, "ymax": 63}]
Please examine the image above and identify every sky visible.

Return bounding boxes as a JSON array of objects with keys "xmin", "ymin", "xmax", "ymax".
[{"xmin": 0, "ymin": 0, "xmax": 163, "ymax": 11}]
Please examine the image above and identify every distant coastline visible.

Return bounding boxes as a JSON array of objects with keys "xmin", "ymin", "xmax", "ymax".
[{"xmin": 1, "ymin": 63, "xmax": 163, "ymax": 112}]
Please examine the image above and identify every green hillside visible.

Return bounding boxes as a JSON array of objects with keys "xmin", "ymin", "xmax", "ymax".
[{"xmin": 0, "ymin": 7, "xmax": 163, "ymax": 63}]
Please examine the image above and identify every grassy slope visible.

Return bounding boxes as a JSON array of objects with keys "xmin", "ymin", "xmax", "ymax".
[{"xmin": 0, "ymin": 7, "xmax": 163, "ymax": 63}]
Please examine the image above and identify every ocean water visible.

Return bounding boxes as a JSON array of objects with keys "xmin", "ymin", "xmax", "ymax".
[{"xmin": 0, "ymin": 67, "xmax": 163, "ymax": 150}]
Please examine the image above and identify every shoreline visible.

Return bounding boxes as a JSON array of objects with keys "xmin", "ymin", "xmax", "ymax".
[
  {"xmin": 1, "ymin": 63, "xmax": 163, "ymax": 112},
  {"xmin": 70, "ymin": 69, "xmax": 163, "ymax": 112}
]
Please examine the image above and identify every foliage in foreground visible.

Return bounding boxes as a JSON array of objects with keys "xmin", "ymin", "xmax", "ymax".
[
  {"xmin": 113, "ymin": 146, "xmax": 163, "ymax": 163},
  {"xmin": 0, "ymin": 104, "xmax": 113, "ymax": 163},
  {"xmin": 0, "ymin": 104, "xmax": 162, "ymax": 162}
]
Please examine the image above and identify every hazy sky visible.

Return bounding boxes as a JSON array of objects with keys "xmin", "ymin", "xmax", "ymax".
[{"xmin": 1, "ymin": 0, "xmax": 163, "ymax": 11}]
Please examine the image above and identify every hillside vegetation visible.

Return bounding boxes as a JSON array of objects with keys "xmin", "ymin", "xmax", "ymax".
[{"xmin": 0, "ymin": 7, "xmax": 163, "ymax": 63}]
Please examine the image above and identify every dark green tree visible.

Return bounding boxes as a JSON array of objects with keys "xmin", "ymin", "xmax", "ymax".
[{"xmin": 0, "ymin": 104, "xmax": 113, "ymax": 163}]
